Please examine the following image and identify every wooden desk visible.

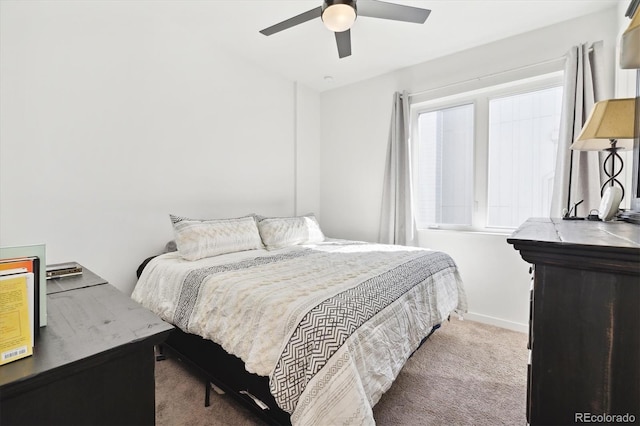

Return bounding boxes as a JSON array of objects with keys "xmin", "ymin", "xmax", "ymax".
[
  {"xmin": 0, "ymin": 266, "xmax": 173, "ymax": 425},
  {"xmin": 508, "ymin": 218, "xmax": 640, "ymax": 425}
]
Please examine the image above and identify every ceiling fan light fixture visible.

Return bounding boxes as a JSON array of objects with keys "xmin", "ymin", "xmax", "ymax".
[
  {"xmin": 260, "ymin": 0, "xmax": 431, "ymax": 59},
  {"xmin": 322, "ymin": 1, "xmax": 357, "ymax": 32}
]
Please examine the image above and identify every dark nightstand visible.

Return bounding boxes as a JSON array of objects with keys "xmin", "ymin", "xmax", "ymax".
[
  {"xmin": 46, "ymin": 265, "xmax": 108, "ymax": 294},
  {"xmin": 0, "ymin": 265, "xmax": 174, "ymax": 425}
]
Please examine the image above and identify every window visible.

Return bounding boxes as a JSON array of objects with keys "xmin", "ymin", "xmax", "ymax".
[
  {"xmin": 411, "ymin": 73, "xmax": 564, "ymax": 231},
  {"xmin": 414, "ymin": 104, "xmax": 474, "ymax": 226},
  {"xmin": 487, "ymin": 87, "xmax": 563, "ymax": 228}
]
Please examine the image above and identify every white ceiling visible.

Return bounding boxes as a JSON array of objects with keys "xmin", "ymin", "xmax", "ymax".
[{"xmin": 157, "ymin": 0, "xmax": 621, "ymax": 92}]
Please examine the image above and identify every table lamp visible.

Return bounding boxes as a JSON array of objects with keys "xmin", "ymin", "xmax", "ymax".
[
  {"xmin": 571, "ymin": 98, "xmax": 636, "ymax": 202},
  {"xmin": 620, "ymin": 5, "xmax": 639, "ymax": 69}
]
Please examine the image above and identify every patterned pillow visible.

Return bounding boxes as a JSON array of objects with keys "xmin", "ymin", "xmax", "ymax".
[
  {"xmin": 170, "ymin": 214, "xmax": 263, "ymax": 261},
  {"xmin": 257, "ymin": 214, "xmax": 325, "ymax": 249}
]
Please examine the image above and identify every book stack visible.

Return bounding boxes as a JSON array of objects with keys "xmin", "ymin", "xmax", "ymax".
[
  {"xmin": 46, "ymin": 262, "xmax": 83, "ymax": 279},
  {"xmin": 0, "ymin": 256, "xmax": 39, "ymax": 365}
]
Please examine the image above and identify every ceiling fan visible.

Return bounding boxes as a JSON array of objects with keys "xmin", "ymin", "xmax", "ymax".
[{"xmin": 259, "ymin": 0, "xmax": 431, "ymax": 59}]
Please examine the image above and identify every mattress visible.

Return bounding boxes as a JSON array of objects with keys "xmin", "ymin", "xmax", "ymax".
[{"xmin": 132, "ymin": 239, "xmax": 467, "ymax": 425}]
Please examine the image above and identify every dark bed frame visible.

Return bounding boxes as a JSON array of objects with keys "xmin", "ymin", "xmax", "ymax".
[
  {"xmin": 158, "ymin": 328, "xmax": 292, "ymax": 425},
  {"xmin": 157, "ymin": 323, "xmax": 442, "ymax": 426}
]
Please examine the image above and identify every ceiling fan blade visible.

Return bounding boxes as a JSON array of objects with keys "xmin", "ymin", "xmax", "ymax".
[
  {"xmin": 259, "ymin": 6, "xmax": 323, "ymax": 36},
  {"xmin": 335, "ymin": 30, "xmax": 352, "ymax": 58},
  {"xmin": 357, "ymin": 0, "xmax": 431, "ymax": 24}
]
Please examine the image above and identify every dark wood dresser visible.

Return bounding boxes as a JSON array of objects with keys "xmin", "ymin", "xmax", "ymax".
[
  {"xmin": 508, "ymin": 218, "xmax": 640, "ymax": 425},
  {"xmin": 0, "ymin": 266, "xmax": 173, "ymax": 425}
]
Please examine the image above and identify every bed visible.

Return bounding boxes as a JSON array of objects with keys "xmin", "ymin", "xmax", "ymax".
[{"xmin": 132, "ymin": 214, "xmax": 467, "ymax": 425}]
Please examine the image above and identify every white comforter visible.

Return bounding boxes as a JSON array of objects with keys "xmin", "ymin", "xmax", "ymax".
[{"xmin": 132, "ymin": 240, "xmax": 467, "ymax": 425}]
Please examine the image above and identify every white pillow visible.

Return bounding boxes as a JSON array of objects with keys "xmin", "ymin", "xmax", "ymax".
[
  {"xmin": 170, "ymin": 214, "xmax": 263, "ymax": 261},
  {"xmin": 257, "ymin": 214, "xmax": 325, "ymax": 249}
]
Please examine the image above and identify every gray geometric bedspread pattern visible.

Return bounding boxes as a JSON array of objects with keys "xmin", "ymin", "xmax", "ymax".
[
  {"xmin": 173, "ymin": 249, "xmax": 313, "ymax": 330},
  {"xmin": 269, "ymin": 250, "xmax": 455, "ymax": 413}
]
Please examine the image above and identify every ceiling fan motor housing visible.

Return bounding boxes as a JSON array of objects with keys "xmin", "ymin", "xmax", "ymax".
[
  {"xmin": 322, "ymin": 0, "xmax": 358, "ymax": 33},
  {"xmin": 322, "ymin": 0, "xmax": 357, "ymax": 12}
]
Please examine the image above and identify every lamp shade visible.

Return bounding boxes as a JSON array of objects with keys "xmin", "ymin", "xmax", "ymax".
[
  {"xmin": 571, "ymin": 98, "xmax": 636, "ymax": 151},
  {"xmin": 322, "ymin": 3, "xmax": 357, "ymax": 32},
  {"xmin": 620, "ymin": 8, "xmax": 640, "ymax": 69}
]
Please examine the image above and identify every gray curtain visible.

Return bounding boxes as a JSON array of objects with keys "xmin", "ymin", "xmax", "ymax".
[
  {"xmin": 551, "ymin": 42, "xmax": 605, "ymax": 217},
  {"xmin": 379, "ymin": 91, "xmax": 416, "ymax": 245}
]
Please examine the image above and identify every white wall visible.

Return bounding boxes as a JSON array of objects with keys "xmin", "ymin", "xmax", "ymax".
[
  {"xmin": 319, "ymin": 7, "xmax": 621, "ymax": 331},
  {"xmin": 0, "ymin": 1, "xmax": 322, "ymax": 294},
  {"xmin": 296, "ymin": 83, "xmax": 322, "ymax": 217}
]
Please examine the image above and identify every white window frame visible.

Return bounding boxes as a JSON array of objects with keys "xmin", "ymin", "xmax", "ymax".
[{"xmin": 410, "ymin": 71, "xmax": 564, "ymax": 233}]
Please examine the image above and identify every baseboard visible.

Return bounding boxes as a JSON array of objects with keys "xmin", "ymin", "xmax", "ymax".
[{"xmin": 461, "ymin": 312, "xmax": 528, "ymax": 334}]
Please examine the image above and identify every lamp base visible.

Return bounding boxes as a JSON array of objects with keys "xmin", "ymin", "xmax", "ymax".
[
  {"xmin": 598, "ymin": 186, "xmax": 623, "ymax": 221},
  {"xmin": 601, "ymin": 146, "xmax": 625, "ymax": 200}
]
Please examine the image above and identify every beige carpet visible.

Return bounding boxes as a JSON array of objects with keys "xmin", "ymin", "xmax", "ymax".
[{"xmin": 155, "ymin": 318, "xmax": 528, "ymax": 425}]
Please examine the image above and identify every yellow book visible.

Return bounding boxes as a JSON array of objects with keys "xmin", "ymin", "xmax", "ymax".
[{"xmin": 0, "ymin": 274, "xmax": 33, "ymax": 365}]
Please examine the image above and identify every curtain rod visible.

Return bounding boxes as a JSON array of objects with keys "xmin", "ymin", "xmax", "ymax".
[{"xmin": 405, "ymin": 49, "xmax": 591, "ymax": 99}]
